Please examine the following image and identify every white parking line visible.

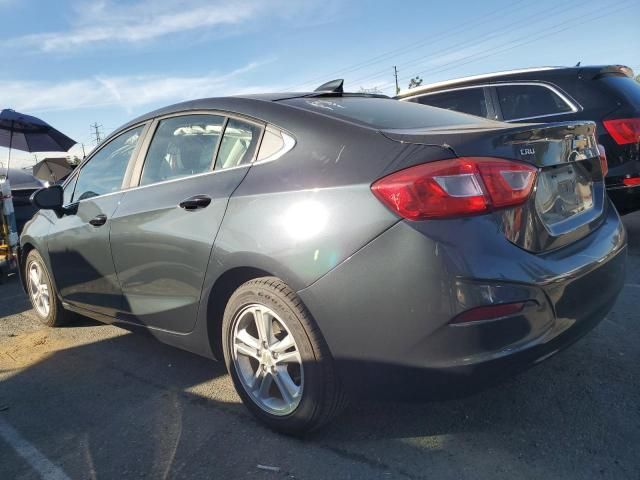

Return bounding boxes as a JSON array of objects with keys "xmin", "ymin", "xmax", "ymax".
[{"xmin": 0, "ymin": 417, "xmax": 71, "ymax": 480}]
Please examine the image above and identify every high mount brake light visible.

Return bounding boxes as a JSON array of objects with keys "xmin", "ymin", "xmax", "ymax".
[
  {"xmin": 603, "ymin": 118, "xmax": 640, "ymax": 145},
  {"xmin": 371, "ymin": 157, "xmax": 537, "ymax": 220}
]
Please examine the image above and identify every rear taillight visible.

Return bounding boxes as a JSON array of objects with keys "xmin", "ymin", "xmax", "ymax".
[
  {"xmin": 371, "ymin": 157, "xmax": 537, "ymax": 220},
  {"xmin": 623, "ymin": 177, "xmax": 640, "ymax": 187},
  {"xmin": 603, "ymin": 118, "xmax": 640, "ymax": 145},
  {"xmin": 598, "ymin": 144, "xmax": 608, "ymax": 177}
]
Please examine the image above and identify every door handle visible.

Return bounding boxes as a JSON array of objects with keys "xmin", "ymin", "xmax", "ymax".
[
  {"xmin": 179, "ymin": 195, "xmax": 212, "ymax": 211},
  {"xmin": 89, "ymin": 214, "xmax": 107, "ymax": 227}
]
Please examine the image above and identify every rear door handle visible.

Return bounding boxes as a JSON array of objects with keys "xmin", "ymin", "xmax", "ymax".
[
  {"xmin": 179, "ymin": 195, "xmax": 212, "ymax": 211},
  {"xmin": 89, "ymin": 214, "xmax": 107, "ymax": 227}
]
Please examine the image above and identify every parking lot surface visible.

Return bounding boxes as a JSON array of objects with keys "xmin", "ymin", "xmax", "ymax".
[{"xmin": 1, "ymin": 214, "xmax": 639, "ymax": 480}]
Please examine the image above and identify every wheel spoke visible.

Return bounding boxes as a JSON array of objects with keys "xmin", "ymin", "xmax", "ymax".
[
  {"xmin": 29, "ymin": 269, "xmax": 39, "ymax": 290},
  {"xmin": 254, "ymin": 308, "xmax": 272, "ymax": 346},
  {"xmin": 257, "ymin": 371, "xmax": 273, "ymax": 399},
  {"xmin": 235, "ymin": 329, "xmax": 260, "ymax": 360},
  {"xmin": 271, "ymin": 334, "xmax": 295, "ymax": 354},
  {"xmin": 275, "ymin": 350, "xmax": 300, "ymax": 364},
  {"xmin": 273, "ymin": 368, "xmax": 299, "ymax": 404}
]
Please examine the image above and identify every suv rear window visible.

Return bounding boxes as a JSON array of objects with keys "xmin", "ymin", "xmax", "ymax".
[
  {"xmin": 413, "ymin": 88, "xmax": 489, "ymax": 118},
  {"xmin": 281, "ymin": 96, "xmax": 488, "ymax": 129},
  {"xmin": 600, "ymin": 76, "xmax": 640, "ymax": 108},
  {"xmin": 496, "ymin": 84, "xmax": 573, "ymax": 120}
]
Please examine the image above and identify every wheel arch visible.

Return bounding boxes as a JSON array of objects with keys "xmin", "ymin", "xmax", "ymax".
[{"xmin": 205, "ymin": 266, "xmax": 274, "ymax": 360}]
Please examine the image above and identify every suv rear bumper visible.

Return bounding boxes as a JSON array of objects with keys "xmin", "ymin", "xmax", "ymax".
[{"xmin": 298, "ymin": 203, "xmax": 626, "ymax": 395}]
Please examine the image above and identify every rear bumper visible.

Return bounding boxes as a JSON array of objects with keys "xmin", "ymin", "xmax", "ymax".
[{"xmin": 298, "ymin": 202, "xmax": 626, "ymax": 395}]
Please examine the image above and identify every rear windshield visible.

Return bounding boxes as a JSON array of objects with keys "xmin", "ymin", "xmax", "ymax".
[
  {"xmin": 600, "ymin": 76, "xmax": 640, "ymax": 108},
  {"xmin": 281, "ymin": 96, "xmax": 491, "ymax": 129}
]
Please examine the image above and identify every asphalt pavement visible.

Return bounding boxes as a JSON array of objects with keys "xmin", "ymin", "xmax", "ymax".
[{"xmin": 1, "ymin": 213, "xmax": 639, "ymax": 480}]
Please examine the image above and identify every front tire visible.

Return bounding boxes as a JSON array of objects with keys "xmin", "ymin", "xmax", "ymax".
[
  {"xmin": 222, "ymin": 277, "xmax": 347, "ymax": 434},
  {"xmin": 25, "ymin": 250, "xmax": 71, "ymax": 327}
]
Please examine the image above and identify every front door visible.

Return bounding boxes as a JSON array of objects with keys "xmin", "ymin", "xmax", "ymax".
[
  {"xmin": 110, "ymin": 114, "xmax": 263, "ymax": 332},
  {"xmin": 47, "ymin": 125, "xmax": 146, "ymax": 316}
]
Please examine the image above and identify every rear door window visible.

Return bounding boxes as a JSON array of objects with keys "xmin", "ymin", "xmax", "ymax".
[
  {"xmin": 414, "ymin": 88, "xmax": 489, "ymax": 118},
  {"xmin": 140, "ymin": 115, "xmax": 224, "ymax": 186},
  {"xmin": 496, "ymin": 84, "xmax": 574, "ymax": 120}
]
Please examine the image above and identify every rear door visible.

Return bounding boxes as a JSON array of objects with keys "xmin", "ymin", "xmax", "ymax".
[
  {"xmin": 110, "ymin": 113, "xmax": 263, "ymax": 332},
  {"xmin": 47, "ymin": 125, "xmax": 147, "ymax": 315}
]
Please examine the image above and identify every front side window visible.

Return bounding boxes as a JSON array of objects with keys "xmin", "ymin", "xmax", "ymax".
[
  {"xmin": 140, "ymin": 115, "xmax": 224, "ymax": 186},
  {"xmin": 215, "ymin": 119, "xmax": 262, "ymax": 170},
  {"xmin": 496, "ymin": 84, "xmax": 573, "ymax": 120},
  {"xmin": 415, "ymin": 88, "xmax": 489, "ymax": 118},
  {"xmin": 72, "ymin": 126, "xmax": 144, "ymax": 202},
  {"xmin": 63, "ymin": 174, "xmax": 78, "ymax": 205}
]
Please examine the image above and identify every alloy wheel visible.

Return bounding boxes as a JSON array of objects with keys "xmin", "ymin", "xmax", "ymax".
[
  {"xmin": 27, "ymin": 261, "xmax": 50, "ymax": 318},
  {"xmin": 231, "ymin": 304, "xmax": 303, "ymax": 416}
]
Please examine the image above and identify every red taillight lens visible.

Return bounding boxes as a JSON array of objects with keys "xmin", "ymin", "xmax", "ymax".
[
  {"xmin": 623, "ymin": 177, "xmax": 640, "ymax": 186},
  {"xmin": 450, "ymin": 302, "xmax": 526, "ymax": 325},
  {"xmin": 603, "ymin": 118, "xmax": 640, "ymax": 145},
  {"xmin": 597, "ymin": 144, "xmax": 608, "ymax": 177},
  {"xmin": 371, "ymin": 157, "xmax": 537, "ymax": 220}
]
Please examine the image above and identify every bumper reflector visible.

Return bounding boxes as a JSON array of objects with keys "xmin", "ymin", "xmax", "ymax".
[{"xmin": 450, "ymin": 302, "xmax": 526, "ymax": 326}]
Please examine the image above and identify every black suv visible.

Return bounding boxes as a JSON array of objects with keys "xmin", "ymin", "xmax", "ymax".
[{"xmin": 397, "ymin": 65, "xmax": 640, "ymax": 213}]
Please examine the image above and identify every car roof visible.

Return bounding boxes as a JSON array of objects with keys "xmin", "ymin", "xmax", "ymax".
[
  {"xmin": 396, "ymin": 65, "xmax": 634, "ymax": 98},
  {"xmin": 107, "ymin": 92, "xmax": 390, "ymax": 141}
]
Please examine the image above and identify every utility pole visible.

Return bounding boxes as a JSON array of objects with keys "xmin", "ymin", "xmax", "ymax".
[
  {"xmin": 393, "ymin": 66, "xmax": 400, "ymax": 95},
  {"xmin": 81, "ymin": 143, "xmax": 86, "ymax": 158},
  {"xmin": 90, "ymin": 122, "xmax": 103, "ymax": 145}
]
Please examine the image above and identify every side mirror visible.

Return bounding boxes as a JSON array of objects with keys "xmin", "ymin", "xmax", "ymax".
[{"xmin": 30, "ymin": 185, "xmax": 64, "ymax": 211}]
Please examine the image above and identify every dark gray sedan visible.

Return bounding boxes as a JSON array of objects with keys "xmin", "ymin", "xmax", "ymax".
[{"xmin": 19, "ymin": 88, "xmax": 626, "ymax": 434}]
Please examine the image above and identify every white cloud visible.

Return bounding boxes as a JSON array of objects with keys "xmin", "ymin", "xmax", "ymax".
[
  {"xmin": 0, "ymin": 60, "xmax": 280, "ymax": 114},
  {"xmin": 6, "ymin": 0, "xmax": 332, "ymax": 53}
]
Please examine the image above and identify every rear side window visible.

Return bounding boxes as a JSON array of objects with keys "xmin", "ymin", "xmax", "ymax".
[
  {"xmin": 72, "ymin": 126, "xmax": 144, "ymax": 202},
  {"xmin": 599, "ymin": 76, "xmax": 640, "ymax": 108},
  {"xmin": 414, "ymin": 88, "xmax": 489, "ymax": 118},
  {"xmin": 140, "ymin": 115, "xmax": 224, "ymax": 186},
  {"xmin": 496, "ymin": 84, "xmax": 573, "ymax": 120},
  {"xmin": 282, "ymin": 97, "xmax": 487, "ymax": 129},
  {"xmin": 215, "ymin": 119, "xmax": 261, "ymax": 170}
]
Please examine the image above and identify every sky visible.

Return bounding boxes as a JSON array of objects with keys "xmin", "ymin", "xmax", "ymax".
[{"xmin": 1, "ymin": 0, "xmax": 639, "ymax": 169}]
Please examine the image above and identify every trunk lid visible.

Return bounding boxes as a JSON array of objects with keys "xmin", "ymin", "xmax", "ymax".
[{"xmin": 382, "ymin": 121, "xmax": 606, "ymax": 252}]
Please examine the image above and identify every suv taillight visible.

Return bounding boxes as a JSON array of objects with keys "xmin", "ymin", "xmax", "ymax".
[
  {"xmin": 371, "ymin": 157, "xmax": 537, "ymax": 220},
  {"xmin": 603, "ymin": 118, "xmax": 640, "ymax": 145}
]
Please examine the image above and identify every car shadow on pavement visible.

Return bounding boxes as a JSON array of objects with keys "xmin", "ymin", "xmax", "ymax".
[
  {"xmin": 0, "ymin": 274, "xmax": 32, "ymax": 318},
  {"xmin": 0, "ymin": 299, "xmax": 638, "ymax": 480}
]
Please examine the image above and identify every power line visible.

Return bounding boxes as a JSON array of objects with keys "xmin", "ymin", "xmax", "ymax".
[
  {"xmin": 288, "ymin": 0, "xmax": 532, "ymax": 90},
  {"xmin": 379, "ymin": 0, "xmax": 637, "ymax": 91},
  {"xmin": 349, "ymin": 0, "xmax": 586, "ymax": 87}
]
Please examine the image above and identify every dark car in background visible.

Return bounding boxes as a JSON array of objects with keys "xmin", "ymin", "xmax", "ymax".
[
  {"xmin": 20, "ymin": 88, "xmax": 626, "ymax": 433},
  {"xmin": 397, "ymin": 65, "xmax": 640, "ymax": 213},
  {"xmin": 0, "ymin": 168, "xmax": 45, "ymax": 234}
]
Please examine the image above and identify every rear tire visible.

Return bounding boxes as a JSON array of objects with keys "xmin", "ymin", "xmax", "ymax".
[
  {"xmin": 25, "ymin": 250, "xmax": 72, "ymax": 327},
  {"xmin": 222, "ymin": 277, "xmax": 348, "ymax": 435}
]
